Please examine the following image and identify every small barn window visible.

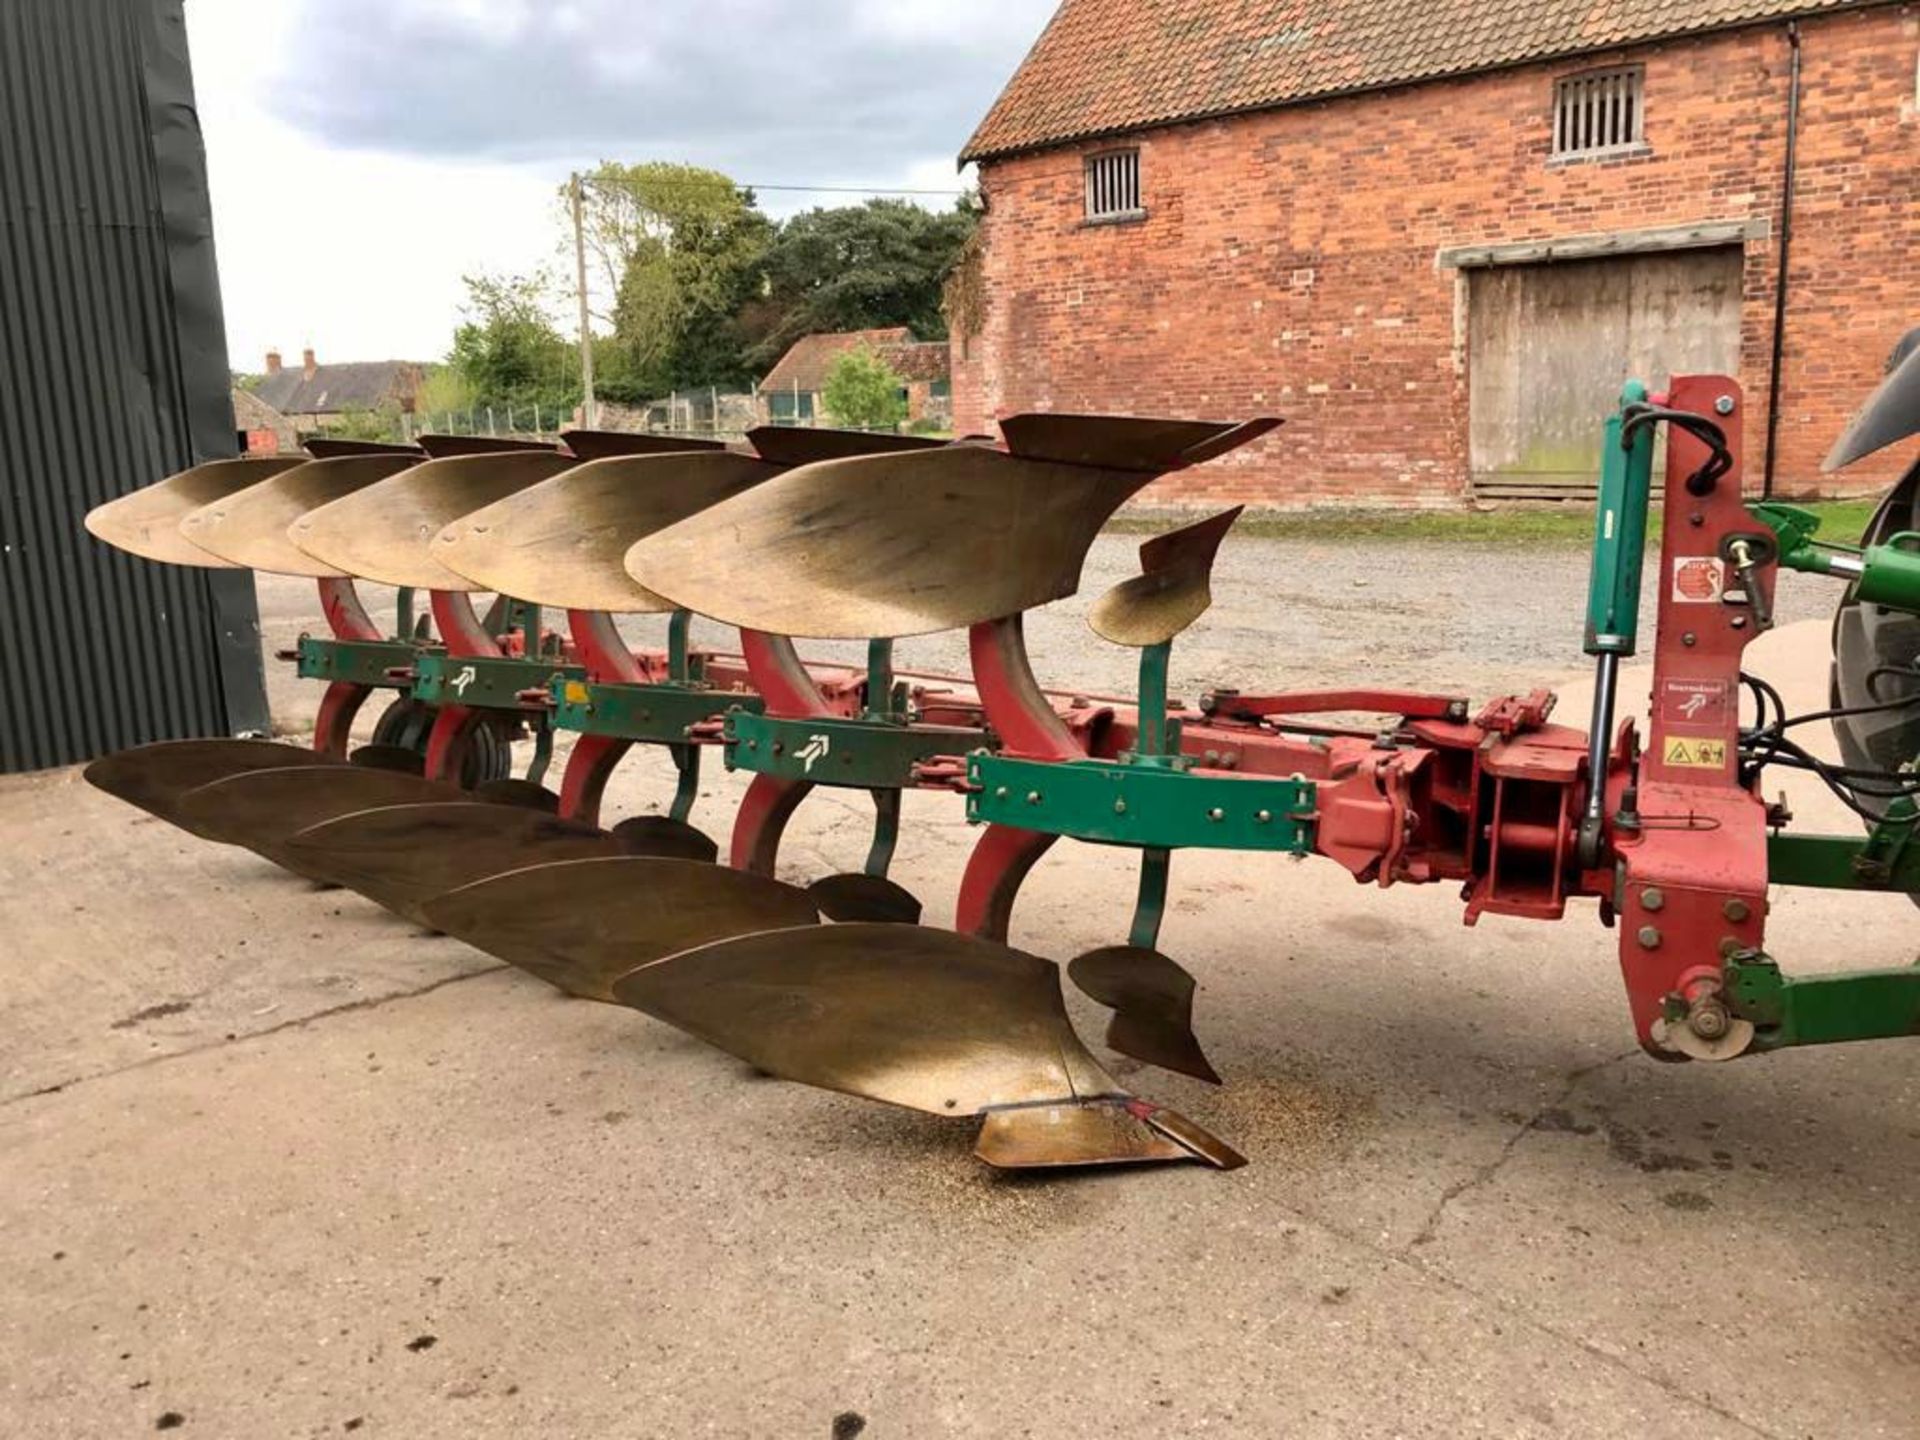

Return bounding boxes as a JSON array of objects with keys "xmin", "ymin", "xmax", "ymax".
[
  {"xmin": 1553, "ymin": 66, "xmax": 1645, "ymax": 158},
  {"xmin": 1085, "ymin": 149, "xmax": 1143, "ymax": 222}
]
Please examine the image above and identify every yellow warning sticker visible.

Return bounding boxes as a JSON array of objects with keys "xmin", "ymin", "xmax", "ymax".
[
  {"xmin": 1663, "ymin": 737, "xmax": 1729, "ymax": 769},
  {"xmin": 563, "ymin": 681, "xmax": 591, "ymax": 706}
]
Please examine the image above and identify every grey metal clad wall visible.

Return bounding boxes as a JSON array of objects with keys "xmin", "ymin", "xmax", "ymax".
[{"xmin": 0, "ymin": 0, "xmax": 267, "ymax": 774}]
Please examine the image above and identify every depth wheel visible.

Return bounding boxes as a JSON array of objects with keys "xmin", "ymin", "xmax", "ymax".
[
  {"xmin": 371, "ymin": 696, "xmax": 435, "ymax": 753},
  {"xmin": 364, "ymin": 699, "xmax": 515, "ymax": 790}
]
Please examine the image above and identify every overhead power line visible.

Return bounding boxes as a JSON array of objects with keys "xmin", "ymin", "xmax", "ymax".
[
  {"xmin": 574, "ymin": 174, "xmax": 968, "ymax": 198},
  {"xmin": 743, "ymin": 183, "xmax": 967, "ymax": 196}
]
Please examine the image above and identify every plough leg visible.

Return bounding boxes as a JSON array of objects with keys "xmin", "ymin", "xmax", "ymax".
[
  {"xmin": 560, "ymin": 735, "xmax": 632, "ymax": 828},
  {"xmin": 956, "ymin": 824, "xmax": 1058, "ymax": 942},
  {"xmin": 313, "ymin": 681, "xmax": 372, "ymax": 761},
  {"xmin": 731, "ymin": 774, "xmax": 814, "ymax": 875}
]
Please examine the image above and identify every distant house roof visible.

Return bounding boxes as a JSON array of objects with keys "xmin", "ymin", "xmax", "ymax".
[
  {"xmin": 230, "ymin": 387, "xmax": 291, "ymax": 435},
  {"xmin": 760, "ymin": 329, "xmax": 952, "ymax": 394},
  {"xmin": 253, "ymin": 359, "xmax": 421, "ymax": 416},
  {"xmin": 963, "ymin": 0, "xmax": 1885, "ymax": 161}
]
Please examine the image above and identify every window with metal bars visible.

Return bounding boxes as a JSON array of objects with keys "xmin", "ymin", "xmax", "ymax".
[
  {"xmin": 1553, "ymin": 66, "xmax": 1646, "ymax": 158},
  {"xmin": 1084, "ymin": 149, "xmax": 1143, "ymax": 221}
]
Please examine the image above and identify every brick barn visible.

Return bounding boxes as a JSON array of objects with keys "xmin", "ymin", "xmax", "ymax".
[{"xmin": 954, "ymin": 0, "xmax": 1920, "ymax": 507}]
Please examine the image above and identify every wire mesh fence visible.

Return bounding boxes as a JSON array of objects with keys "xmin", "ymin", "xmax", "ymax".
[{"xmin": 392, "ymin": 386, "xmax": 952, "ymax": 445}]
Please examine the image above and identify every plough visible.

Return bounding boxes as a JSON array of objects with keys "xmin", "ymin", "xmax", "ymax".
[{"xmin": 79, "ymin": 346, "xmax": 1920, "ymax": 1173}]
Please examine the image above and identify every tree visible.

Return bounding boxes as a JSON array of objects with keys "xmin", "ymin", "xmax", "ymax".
[
  {"xmin": 821, "ymin": 345, "xmax": 908, "ymax": 431},
  {"xmin": 748, "ymin": 199, "xmax": 976, "ymax": 371},
  {"xmin": 446, "ymin": 271, "xmax": 577, "ymax": 414},
  {"xmin": 570, "ymin": 162, "xmax": 774, "ymax": 393},
  {"xmin": 318, "ymin": 405, "xmax": 407, "ymax": 444},
  {"xmin": 415, "ymin": 363, "xmax": 475, "ymax": 422}
]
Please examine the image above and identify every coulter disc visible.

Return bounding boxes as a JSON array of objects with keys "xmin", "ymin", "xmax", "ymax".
[
  {"xmin": 83, "ymin": 739, "xmax": 336, "ymax": 837},
  {"xmin": 418, "ymin": 856, "xmax": 820, "ymax": 1001}
]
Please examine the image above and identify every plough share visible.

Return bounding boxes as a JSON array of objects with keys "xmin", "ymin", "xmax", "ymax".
[{"xmin": 80, "ymin": 351, "xmax": 1920, "ymax": 1173}]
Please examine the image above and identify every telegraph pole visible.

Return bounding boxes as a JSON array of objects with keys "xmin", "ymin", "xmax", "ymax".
[{"xmin": 571, "ymin": 172, "xmax": 598, "ymax": 430}]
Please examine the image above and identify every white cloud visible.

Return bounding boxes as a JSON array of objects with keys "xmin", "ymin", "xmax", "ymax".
[
  {"xmin": 188, "ymin": 0, "xmax": 562, "ymax": 366},
  {"xmin": 183, "ymin": 0, "xmax": 1052, "ymax": 369}
]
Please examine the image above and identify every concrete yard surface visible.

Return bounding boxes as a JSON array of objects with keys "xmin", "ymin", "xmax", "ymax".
[{"xmin": 2, "ymin": 569, "xmax": 1916, "ymax": 1436}]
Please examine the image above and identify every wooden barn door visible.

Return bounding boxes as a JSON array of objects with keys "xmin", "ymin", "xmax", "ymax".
[{"xmin": 1468, "ymin": 247, "xmax": 1744, "ymax": 499}]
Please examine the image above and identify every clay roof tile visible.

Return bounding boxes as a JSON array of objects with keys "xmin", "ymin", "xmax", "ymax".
[{"xmin": 962, "ymin": 0, "xmax": 1883, "ymax": 161}]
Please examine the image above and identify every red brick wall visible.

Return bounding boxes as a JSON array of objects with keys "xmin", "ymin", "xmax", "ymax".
[{"xmin": 955, "ymin": 4, "xmax": 1920, "ymax": 508}]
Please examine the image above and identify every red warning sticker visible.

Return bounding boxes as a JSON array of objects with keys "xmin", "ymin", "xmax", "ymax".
[
  {"xmin": 1672, "ymin": 557, "xmax": 1726, "ymax": 603},
  {"xmin": 1660, "ymin": 678, "xmax": 1731, "ymax": 728}
]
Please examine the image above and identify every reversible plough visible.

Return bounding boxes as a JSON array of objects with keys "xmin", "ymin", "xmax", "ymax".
[{"xmin": 80, "ymin": 350, "xmax": 1920, "ymax": 1173}]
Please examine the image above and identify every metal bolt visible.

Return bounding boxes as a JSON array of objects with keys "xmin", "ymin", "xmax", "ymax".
[
  {"xmin": 1642, "ymin": 887, "xmax": 1665, "ymax": 912},
  {"xmin": 1715, "ymin": 395, "xmax": 1737, "ymax": 417},
  {"xmin": 1255, "ymin": 810, "xmax": 1273, "ymax": 824},
  {"xmin": 1025, "ymin": 791, "xmax": 1042, "ymax": 806},
  {"xmin": 1682, "ymin": 633, "xmax": 1697, "ymax": 648},
  {"xmin": 1114, "ymin": 799, "xmax": 1128, "ymax": 815},
  {"xmin": 772, "ymin": 742, "xmax": 784, "ymax": 756},
  {"xmin": 1637, "ymin": 925, "xmax": 1663, "ymax": 950},
  {"xmin": 1207, "ymin": 808, "xmax": 1226, "ymax": 822},
  {"xmin": 1731, "ymin": 615, "xmax": 1749, "ymax": 631},
  {"xmin": 1689, "ymin": 513, "xmax": 1706, "ymax": 528},
  {"xmin": 1690, "ymin": 998, "xmax": 1731, "ymax": 1040},
  {"xmin": 1723, "ymin": 898, "xmax": 1751, "ymax": 923},
  {"xmin": 994, "ymin": 786, "xmax": 1010, "ymax": 800},
  {"xmin": 746, "ymin": 740, "xmax": 758, "ymax": 751}
]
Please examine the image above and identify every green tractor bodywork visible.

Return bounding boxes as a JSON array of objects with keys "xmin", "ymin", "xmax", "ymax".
[
  {"xmin": 1738, "ymin": 497, "xmax": 1920, "ymax": 1050},
  {"xmin": 1751, "ymin": 501, "xmax": 1920, "ymax": 612}
]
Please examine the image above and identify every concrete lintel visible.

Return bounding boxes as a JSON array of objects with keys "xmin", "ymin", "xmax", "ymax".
[{"xmin": 1437, "ymin": 217, "xmax": 1769, "ymax": 270}]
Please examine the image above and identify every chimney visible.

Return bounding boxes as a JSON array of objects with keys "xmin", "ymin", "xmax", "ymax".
[
  {"xmin": 301, "ymin": 348, "xmax": 318, "ymax": 380},
  {"xmin": 265, "ymin": 349, "xmax": 282, "ymax": 375}
]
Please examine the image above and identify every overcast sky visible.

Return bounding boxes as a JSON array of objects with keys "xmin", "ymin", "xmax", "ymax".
[{"xmin": 184, "ymin": 0, "xmax": 1057, "ymax": 370}]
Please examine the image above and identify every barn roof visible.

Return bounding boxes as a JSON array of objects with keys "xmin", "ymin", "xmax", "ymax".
[
  {"xmin": 230, "ymin": 387, "xmax": 291, "ymax": 435},
  {"xmin": 254, "ymin": 360, "xmax": 419, "ymax": 417},
  {"xmin": 759, "ymin": 329, "xmax": 951, "ymax": 393},
  {"xmin": 962, "ymin": 0, "xmax": 1886, "ymax": 162}
]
